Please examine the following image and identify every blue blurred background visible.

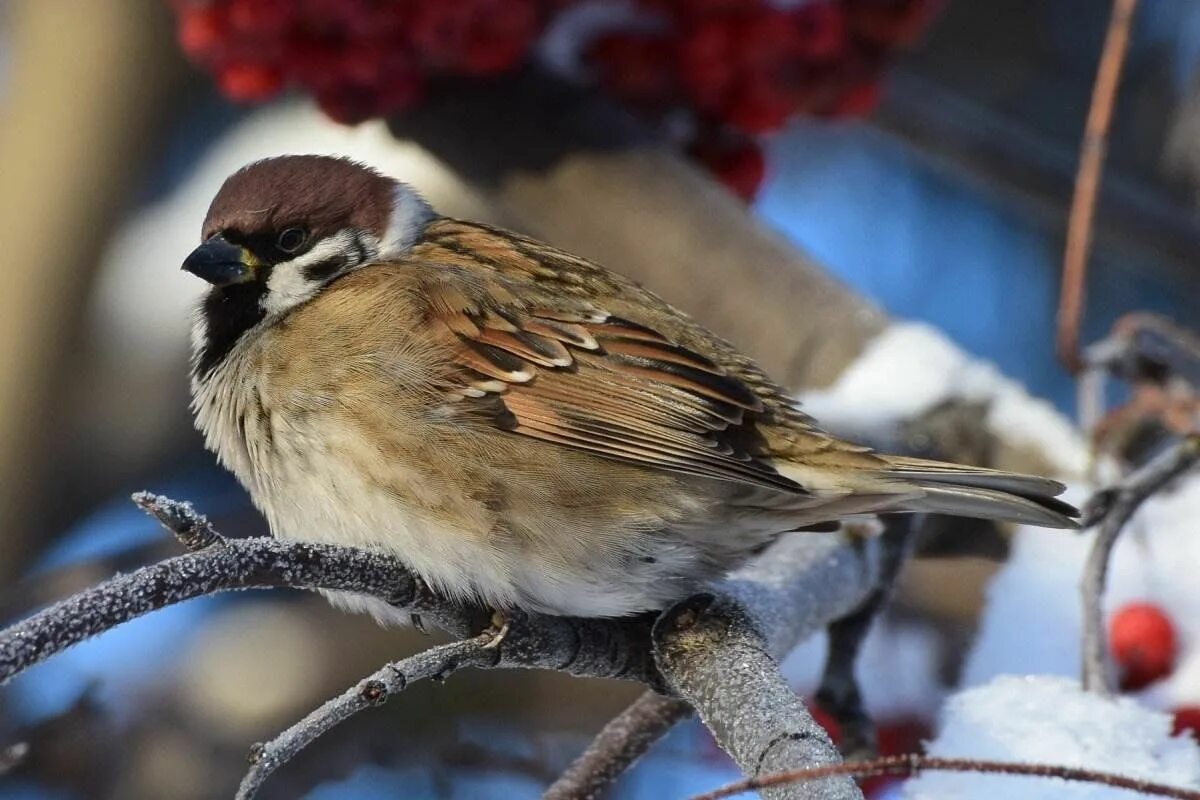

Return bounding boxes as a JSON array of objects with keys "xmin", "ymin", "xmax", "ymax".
[{"xmin": 1, "ymin": 1, "xmax": 1199, "ymax": 798}]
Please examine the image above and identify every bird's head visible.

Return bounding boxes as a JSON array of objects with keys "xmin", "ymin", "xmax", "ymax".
[{"xmin": 185, "ymin": 155, "xmax": 433, "ymax": 377}]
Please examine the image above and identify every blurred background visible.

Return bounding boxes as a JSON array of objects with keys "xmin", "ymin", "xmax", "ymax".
[{"xmin": 1, "ymin": 1, "xmax": 1200, "ymax": 798}]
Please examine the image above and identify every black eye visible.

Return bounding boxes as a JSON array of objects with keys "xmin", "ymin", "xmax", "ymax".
[{"xmin": 276, "ymin": 227, "xmax": 308, "ymax": 254}]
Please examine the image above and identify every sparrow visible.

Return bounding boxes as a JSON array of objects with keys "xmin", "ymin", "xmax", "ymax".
[{"xmin": 184, "ymin": 155, "xmax": 1078, "ymax": 623}]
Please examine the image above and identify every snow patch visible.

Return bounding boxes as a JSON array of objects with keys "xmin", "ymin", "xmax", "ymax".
[
  {"xmin": 800, "ymin": 321, "xmax": 1087, "ymax": 478},
  {"xmin": 904, "ymin": 675, "xmax": 1200, "ymax": 799},
  {"xmin": 965, "ymin": 474, "xmax": 1200, "ymax": 695}
]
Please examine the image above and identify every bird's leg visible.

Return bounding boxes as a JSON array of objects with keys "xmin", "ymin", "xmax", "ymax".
[{"xmin": 816, "ymin": 514, "xmax": 918, "ymax": 758}]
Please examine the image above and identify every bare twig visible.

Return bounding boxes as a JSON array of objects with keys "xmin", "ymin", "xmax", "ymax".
[
  {"xmin": 133, "ymin": 491, "xmax": 224, "ymax": 550},
  {"xmin": 817, "ymin": 516, "xmax": 918, "ymax": 759},
  {"xmin": 1081, "ymin": 434, "xmax": 1200, "ymax": 693},
  {"xmin": 690, "ymin": 753, "xmax": 1200, "ymax": 800},
  {"xmin": 237, "ymin": 634, "xmax": 494, "ymax": 800},
  {"xmin": 0, "ymin": 741, "xmax": 28, "ymax": 776},
  {"xmin": 542, "ymin": 691, "xmax": 692, "ymax": 800},
  {"xmin": 1056, "ymin": 0, "xmax": 1139, "ymax": 373}
]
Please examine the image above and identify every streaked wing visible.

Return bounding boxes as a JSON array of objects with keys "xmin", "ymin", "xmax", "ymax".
[{"xmin": 416, "ymin": 265, "xmax": 806, "ymax": 494}]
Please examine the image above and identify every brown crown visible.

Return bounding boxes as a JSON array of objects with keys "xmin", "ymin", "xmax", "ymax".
[{"xmin": 202, "ymin": 155, "xmax": 397, "ymax": 242}]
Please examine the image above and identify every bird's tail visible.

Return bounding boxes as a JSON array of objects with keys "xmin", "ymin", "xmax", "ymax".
[{"xmin": 870, "ymin": 454, "xmax": 1079, "ymax": 529}]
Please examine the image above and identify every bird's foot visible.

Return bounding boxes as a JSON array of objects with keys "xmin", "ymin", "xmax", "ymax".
[{"xmin": 482, "ymin": 610, "xmax": 510, "ymax": 650}]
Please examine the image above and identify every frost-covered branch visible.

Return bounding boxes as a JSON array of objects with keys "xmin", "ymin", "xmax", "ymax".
[
  {"xmin": 690, "ymin": 754, "xmax": 1200, "ymax": 800},
  {"xmin": 0, "ymin": 495, "xmax": 473, "ymax": 684},
  {"xmin": 1081, "ymin": 434, "xmax": 1200, "ymax": 693},
  {"xmin": 653, "ymin": 529, "xmax": 884, "ymax": 800},
  {"xmin": 0, "ymin": 494, "xmax": 662, "ymax": 687},
  {"xmin": 238, "ymin": 634, "xmax": 495, "ymax": 800},
  {"xmin": 0, "ymin": 494, "xmax": 887, "ymax": 798},
  {"xmin": 542, "ymin": 691, "xmax": 692, "ymax": 800}
]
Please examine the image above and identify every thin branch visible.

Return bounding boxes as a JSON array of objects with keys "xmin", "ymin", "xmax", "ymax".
[
  {"xmin": 542, "ymin": 691, "xmax": 692, "ymax": 800},
  {"xmin": 0, "ymin": 495, "xmax": 663, "ymax": 688},
  {"xmin": 690, "ymin": 753, "xmax": 1200, "ymax": 800},
  {"xmin": 817, "ymin": 516, "xmax": 917, "ymax": 759},
  {"xmin": 1081, "ymin": 434, "xmax": 1200, "ymax": 693},
  {"xmin": 1056, "ymin": 0, "xmax": 1139, "ymax": 373},
  {"xmin": 133, "ymin": 491, "xmax": 223, "ymax": 550},
  {"xmin": 0, "ymin": 534, "xmax": 448, "ymax": 685},
  {"xmin": 237, "ymin": 634, "xmax": 494, "ymax": 800}
]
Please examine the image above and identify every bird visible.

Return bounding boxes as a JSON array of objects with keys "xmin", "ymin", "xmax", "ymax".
[{"xmin": 184, "ymin": 154, "xmax": 1078, "ymax": 624}]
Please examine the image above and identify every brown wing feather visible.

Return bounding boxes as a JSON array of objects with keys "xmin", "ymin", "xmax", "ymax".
[{"xmin": 416, "ymin": 266, "xmax": 804, "ymax": 494}]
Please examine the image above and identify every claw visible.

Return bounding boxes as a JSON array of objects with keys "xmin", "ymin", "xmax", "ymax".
[{"xmin": 482, "ymin": 610, "xmax": 510, "ymax": 650}]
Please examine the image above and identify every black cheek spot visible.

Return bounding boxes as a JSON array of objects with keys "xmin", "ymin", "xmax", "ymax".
[{"xmin": 304, "ymin": 259, "xmax": 345, "ymax": 282}]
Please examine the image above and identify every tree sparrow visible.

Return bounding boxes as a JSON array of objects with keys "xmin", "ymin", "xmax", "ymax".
[{"xmin": 184, "ymin": 155, "xmax": 1077, "ymax": 623}]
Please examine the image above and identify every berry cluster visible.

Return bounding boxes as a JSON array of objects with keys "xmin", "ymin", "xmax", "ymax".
[
  {"xmin": 588, "ymin": 0, "xmax": 938, "ymax": 198},
  {"xmin": 173, "ymin": 0, "xmax": 544, "ymax": 123},
  {"xmin": 591, "ymin": 0, "xmax": 934, "ymax": 133},
  {"xmin": 169, "ymin": 0, "xmax": 938, "ymax": 199}
]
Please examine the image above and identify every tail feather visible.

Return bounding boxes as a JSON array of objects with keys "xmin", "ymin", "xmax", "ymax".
[{"xmin": 875, "ymin": 455, "xmax": 1079, "ymax": 529}]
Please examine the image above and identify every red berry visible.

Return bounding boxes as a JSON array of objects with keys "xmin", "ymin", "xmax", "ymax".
[
  {"xmin": 662, "ymin": 0, "xmax": 761, "ymax": 25},
  {"xmin": 847, "ymin": 0, "xmax": 942, "ymax": 46},
  {"xmin": 1109, "ymin": 603, "xmax": 1177, "ymax": 691},
  {"xmin": 217, "ymin": 62, "xmax": 285, "ymax": 103},
  {"xmin": 177, "ymin": 5, "xmax": 229, "ymax": 64},
  {"xmin": 285, "ymin": 36, "xmax": 345, "ymax": 92},
  {"xmin": 807, "ymin": 703, "xmax": 843, "ymax": 744},
  {"xmin": 826, "ymin": 79, "xmax": 882, "ymax": 118},
  {"xmin": 677, "ymin": 20, "xmax": 737, "ymax": 112},
  {"xmin": 298, "ymin": 0, "xmax": 376, "ymax": 39},
  {"xmin": 228, "ymin": 0, "xmax": 295, "ymax": 36},
  {"xmin": 589, "ymin": 33, "xmax": 678, "ymax": 106},
  {"xmin": 315, "ymin": 84, "xmax": 378, "ymax": 125},
  {"xmin": 1173, "ymin": 707, "xmax": 1200, "ymax": 739},
  {"xmin": 875, "ymin": 717, "xmax": 931, "ymax": 756},
  {"xmin": 860, "ymin": 717, "xmax": 930, "ymax": 795},
  {"xmin": 411, "ymin": 0, "xmax": 540, "ymax": 75},
  {"xmin": 689, "ymin": 135, "xmax": 766, "ymax": 202},
  {"xmin": 733, "ymin": 9, "xmax": 803, "ymax": 76},
  {"xmin": 793, "ymin": 2, "xmax": 848, "ymax": 60},
  {"xmin": 724, "ymin": 75, "xmax": 807, "ymax": 134}
]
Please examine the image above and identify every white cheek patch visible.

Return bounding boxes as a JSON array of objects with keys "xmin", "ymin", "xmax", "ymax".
[
  {"xmin": 380, "ymin": 183, "xmax": 434, "ymax": 258},
  {"xmin": 261, "ymin": 230, "xmax": 362, "ymax": 317}
]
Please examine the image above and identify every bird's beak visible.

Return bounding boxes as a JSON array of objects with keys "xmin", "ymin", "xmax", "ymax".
[{"xmin": 182, "ymin": 235, "xmax": 257, "ymax": 286}]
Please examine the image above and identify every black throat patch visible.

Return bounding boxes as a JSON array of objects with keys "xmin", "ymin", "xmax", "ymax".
[{"xmin": 194, "ymin": 280, "xmax": 269, "ymax": 379}]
